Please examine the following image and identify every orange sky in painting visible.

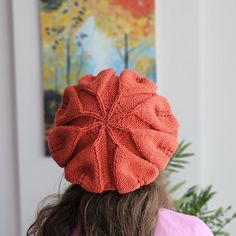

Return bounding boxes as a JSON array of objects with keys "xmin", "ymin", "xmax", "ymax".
[{"xmin": 111, "ymin": 0, "xmax": 154, "ymax": 18}]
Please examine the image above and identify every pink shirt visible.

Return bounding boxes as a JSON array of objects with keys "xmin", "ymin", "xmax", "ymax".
[
  {"xmin": 71, "ymin": 208, "xmax": 213, "ymax": 236},
  {"xmin": 155, "ymin": 208, "xmax": 213, "ymax": 235}
]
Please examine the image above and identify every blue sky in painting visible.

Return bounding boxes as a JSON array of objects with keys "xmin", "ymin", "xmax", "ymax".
[{"xmin": 75, "ymin": 16, "xmax": 157, "ymax": 83}]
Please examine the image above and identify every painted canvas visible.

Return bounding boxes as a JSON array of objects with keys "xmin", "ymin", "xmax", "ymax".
[{"xmin": 40, "ymin": 0, "xmax": 156, "ymax": 155}]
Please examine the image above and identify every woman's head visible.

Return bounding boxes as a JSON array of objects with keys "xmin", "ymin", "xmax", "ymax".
[{"xmin": 28, "ymin": 69, "xmax": 179, "ymax": 235}]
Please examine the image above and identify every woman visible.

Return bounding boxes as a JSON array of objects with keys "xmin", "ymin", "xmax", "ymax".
[{"xmin": 27, "ymin": 69, "xmax": 213, "ymax": 236}]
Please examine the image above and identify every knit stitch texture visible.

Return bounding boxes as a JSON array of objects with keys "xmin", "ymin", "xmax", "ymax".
[{"xmin": 48, "ymin": 68, "xmax": 179, "ymax": 193}]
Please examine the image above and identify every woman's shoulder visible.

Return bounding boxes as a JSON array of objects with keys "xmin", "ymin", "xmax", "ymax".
[{"xmin": 155, "ymin": 208, "xmax": 214, "ymax": 236}]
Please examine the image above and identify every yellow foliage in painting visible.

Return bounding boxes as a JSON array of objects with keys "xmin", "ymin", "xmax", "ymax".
[
  {"xmin": 40, "ymin": 0, "xmax": 155, "ymax": 90},
  {"xmin": 40, "ymin": 0, "xmax": 93, "ymax": 88},
  {"xmin": 40, "ymin": 0, "xmax": 91, "ymax": 56},
  {"xmin": 135, "ymin": 56, "xmax": 155, "ymax": 76},
  {"xmin": 93, "ymin": 0, "xmax": 155, "ymax": 49}
]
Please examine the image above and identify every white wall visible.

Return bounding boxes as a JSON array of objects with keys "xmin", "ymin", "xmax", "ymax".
[
  {"xmin": 158, "ymin": 1, "xmax": 236, "ymax": 235},
  {"xmin": 0, "ymin": 0, "xmax": 235, "ymax": 235},
  {"xmin": 157, "ymin": 0, "xmax": 201, "ymax": 190},
  {"xmin": 11, "ymin": 1, "xmax": 65, "ymax": 235},
  {"xmin": 200, "ymin": 0, "xmax": 236, "ymax": 234},
  {"xmin": 0, "ymin": 0, "xmax": 20, "ymax": 235}
]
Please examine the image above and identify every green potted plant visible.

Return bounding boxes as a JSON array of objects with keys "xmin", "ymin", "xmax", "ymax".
[{"xmin": 166, "ymin": 141, "xmax": 236, "ymax": 236}]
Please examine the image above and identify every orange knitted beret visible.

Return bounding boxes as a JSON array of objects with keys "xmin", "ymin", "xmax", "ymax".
[{"xmin": 48, "ymin": 69, "xmax": 179, "ymax": 194}]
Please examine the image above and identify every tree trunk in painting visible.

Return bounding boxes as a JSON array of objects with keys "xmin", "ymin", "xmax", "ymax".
[
  {"xmin": 66, "ymin": 30, "xmax": 71, "ymax": 86},
  {"xmin": 124, "ymin": 33, "xmax": 129, "ymax": 69}
]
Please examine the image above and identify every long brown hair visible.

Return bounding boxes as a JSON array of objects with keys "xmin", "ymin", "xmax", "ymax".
[{"xmin": 27, "ymin": 174, "xmax": 172, "ymax": 236}]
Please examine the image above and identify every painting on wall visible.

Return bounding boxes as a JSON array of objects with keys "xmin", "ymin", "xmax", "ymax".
[{"xmin": 39, "ymin": 0, "xmax": 156, "ymax": 155}]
